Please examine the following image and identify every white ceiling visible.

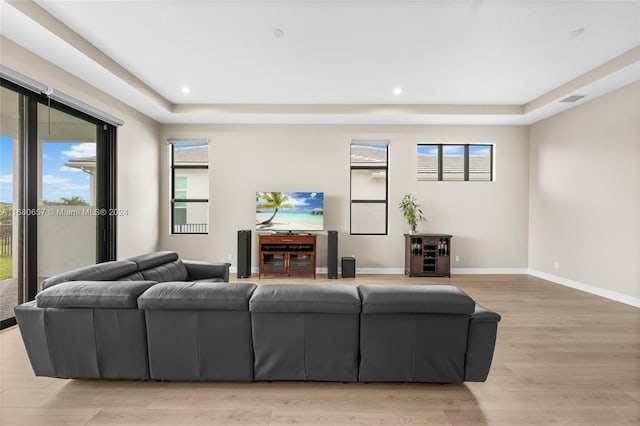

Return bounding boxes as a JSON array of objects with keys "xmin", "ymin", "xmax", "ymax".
[{"xmin": 1, "ymin": 0, "xmax": 639, "ymax": 125}]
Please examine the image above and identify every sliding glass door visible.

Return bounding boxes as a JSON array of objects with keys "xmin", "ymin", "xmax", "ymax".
[{"xmin": 0, "ymin": 79, "xmax": 117, "ymax": 328}]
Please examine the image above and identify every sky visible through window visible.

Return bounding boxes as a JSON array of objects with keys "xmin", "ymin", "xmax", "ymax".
[
  {"xmin": 417, "ymin": 145, "xmax": 491, "ymax": 156},
  {"xmin": 0, "ymin": 136, "xmax": 12, "ymax": 204},
  {"xmin": 0, "ymin": 135, "xmax": 94, "ymax": 204}
]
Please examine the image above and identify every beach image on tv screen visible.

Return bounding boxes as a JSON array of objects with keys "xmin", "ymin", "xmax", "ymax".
[{"xmin": 256, "ymin": 192, "xmax": 324, "ymax": 231}]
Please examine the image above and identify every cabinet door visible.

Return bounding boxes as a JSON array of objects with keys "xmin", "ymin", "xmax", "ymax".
[
  {"xmin": 289, "ymin": 253, "xmax": 313, "ymax": 274},
  {"xmin": 436, "ymin": 237, "xmax": 451, "ymax": 276},
  {"xmin": 261, "ymin": 252, "xmax": 288, "ymax": 274},
  {"xmin": 437, "ymin": 256, "xmax": 450, "ymax": 275}
]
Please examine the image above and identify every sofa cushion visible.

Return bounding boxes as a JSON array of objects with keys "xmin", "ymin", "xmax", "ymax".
[
  {"xmin": 358, "ymin": 285, "xmax": 475, "ymax": 315},
  {"xmin": 36, "ymin": 281, "xmax": 156, "ymax": 309},
  {"xmin": 138, "ymin": 281, "xmax": 257, "ymax": 311},
  {"xmin": 41, "ymin": 260, "xmax": 139, "ymax": 290},
  {"xmin": 126, "ymin": 251, "xmax": 179, "ymax": 270},
  {"xmin": 250, "ymin": 284, "xmax": 361, "ymax": 314}
]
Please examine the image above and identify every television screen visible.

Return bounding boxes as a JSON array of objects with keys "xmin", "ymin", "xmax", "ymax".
[{"xmin": 256, "ymin": 192, "xmax": 324, "ymax": 232}]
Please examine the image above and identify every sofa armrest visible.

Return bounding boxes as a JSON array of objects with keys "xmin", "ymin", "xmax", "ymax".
[
  {"xmin": 183, "ymin": 260, "xmax": 231, "ymax": 282},
  {"xmin": 470, "ymin": 303, "xmax": 501, "ymax": 322},
  {"xmin": 464, "ymin": 303, "xmax": 501, "ymax": 382},
  {"xmin": 14, "ymin": 301, "xmax": 55, "ymax": 377}
]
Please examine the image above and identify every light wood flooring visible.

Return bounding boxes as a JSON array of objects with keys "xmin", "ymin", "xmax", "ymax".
[{"xmin": 1, "ymin": 274, "xmax": 639, "ymax": 425}]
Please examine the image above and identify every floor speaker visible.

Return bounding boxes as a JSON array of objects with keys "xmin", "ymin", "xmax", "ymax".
[
  {"xmin": 237, "ymin": 230, "xmax": 251, "ymax": 278},
  {"xmin": 327, "ymin": 230, "xmax": 338, "ymax": 279}
]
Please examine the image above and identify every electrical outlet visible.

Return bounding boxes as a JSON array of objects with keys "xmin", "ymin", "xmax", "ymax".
[
  {"xmin": 455, "ymin": 256, "xmax": 460, "ymax": 262},
  {"xmin": 553, "ymin": 261, "xmax": 559, "ymax": 269},
  {"xmin": 228, "ymin": 253, "xmax": 233, "ymax": 262}
]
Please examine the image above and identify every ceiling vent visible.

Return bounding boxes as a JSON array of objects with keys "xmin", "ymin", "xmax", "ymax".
[{"xmin": 559, "ymin": 95, "xmax": 585, "ymax": 103}]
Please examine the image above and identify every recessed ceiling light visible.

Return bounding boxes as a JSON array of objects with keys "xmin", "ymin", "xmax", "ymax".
[
  {"xmin": 569, "ymin": 28, "xmax": 585, "ymax": 38},
  {"xmin": 393, "ymin": 87, "xmax": 402, "ymax": 95},
  {"xmin": 273, "ymin": 28, "xmax": 285, "ymax": 38},
  {"xmin": 181, "ymin": 86, "xmax": 190, "ymax": 94}
]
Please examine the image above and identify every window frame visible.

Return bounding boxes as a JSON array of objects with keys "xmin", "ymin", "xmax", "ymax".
[
  {"xmin": 169, "ymin": 140, "xmax": 209, "ymax": 235},
  {"xmin": 350, "ymin": 140, "xmax": 389, "ymax": 236},
  {"xmin": 417, "ymin": 143, "xmax": 493, "ymax": 182}
]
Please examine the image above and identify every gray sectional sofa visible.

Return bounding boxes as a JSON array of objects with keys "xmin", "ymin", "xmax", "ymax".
[{"xmin": 15, "ymin": 252, "xmax": 501, "ymax": 383}]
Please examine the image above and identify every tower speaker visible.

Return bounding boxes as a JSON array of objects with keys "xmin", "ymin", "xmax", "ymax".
[
  {"xmin": 237, "ymin": 230, "xmax": 251, "ymax": 278},
  {"xmin": 327, "ymin": 230, "xmax": 338, "ymax": 279}
]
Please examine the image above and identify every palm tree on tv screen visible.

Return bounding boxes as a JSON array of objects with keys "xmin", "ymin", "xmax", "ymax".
[{"xmin": 257, "ymin": 192, "xmax": 295, "ymax": 225}]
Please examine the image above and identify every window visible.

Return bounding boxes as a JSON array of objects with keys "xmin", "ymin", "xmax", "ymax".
[
  {"xmin": 169, "ymin": 140, "xmax": 209, "ymax": 234},
  {"xmin": 417, "ymin": 144, "xmax": 493, "ymax": 181},
  {"xmin": 350, "ymin": 140, "xmax": 389, "ymax": 235}
]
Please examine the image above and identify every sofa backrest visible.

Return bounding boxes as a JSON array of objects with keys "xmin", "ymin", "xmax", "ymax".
[
  {"xmin": 41, "ymin": 260, "xmax": 139, "ymax": 290},
  {"xmin": 37, "ymin": 280, "xmax": 157, "ymax": 309},
  {"xmin": 358, "ymin": 284, "xmax": 475, "ymax": 315}
]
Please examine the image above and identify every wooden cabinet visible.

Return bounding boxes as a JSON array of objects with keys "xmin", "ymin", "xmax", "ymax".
[
  {"xmin": 259, "ymin": 234, "xmax": 316, "ymax": 279},
  {"xmin": 404, "ymin": 234, "xmax": 452, "ymax": 277}
]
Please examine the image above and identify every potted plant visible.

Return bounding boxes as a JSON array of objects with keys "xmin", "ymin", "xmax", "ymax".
[{"xmin": 399, "ymin": 194, "xmax": 426, "ymax": 234}]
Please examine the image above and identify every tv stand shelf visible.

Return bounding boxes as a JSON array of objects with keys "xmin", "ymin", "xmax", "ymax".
[
  {"xmin": 404, "ymin": 234, "xmax": 452, "ymax": 278},
  {"xmin": 259, "ymin": 234, "xmax": 316, "ymax": 279}
]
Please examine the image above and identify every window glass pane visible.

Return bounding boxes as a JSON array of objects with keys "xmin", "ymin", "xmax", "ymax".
[
  {"xmin": 351, "ymin": 202, "xmax": 386, "ymax": 234},
  {"xmin": 442, "ymin": 145, "xmax": 464, "ymax": 181},
  {"xmin": 469, "ymin": 145, "xmax": 492, "ymax": 181},
  {"xmin": 173, "ymin": 143, "xmax": 208, "ymax": 166},
  {"xmin": 173, "ymin": 201, "xmax": 208, "ymax": 233},
  {"xmin": 350, "ymin": 143, "xmax": 387, "ymax": 166},
  {"xmin": 40, "ymin": 142, "xmax": 96, "ymax": 206},
  {"xmin": 37, "ymin": 103, "xmax": 98, "ymax": 283},
  {"xmin": 174, "ymin": 169, "xmax": 208, "ymax": 199},
  {"xmin": 351, "ymin": 169, "xmax": 386, "ymax": 200},
  {"xmin": 417, "ymin": 145, "xmax": 438, "ymax": 181},
  {"xmin": 175, "ymin": 176, "xmax": 186, "ymax": 190}
]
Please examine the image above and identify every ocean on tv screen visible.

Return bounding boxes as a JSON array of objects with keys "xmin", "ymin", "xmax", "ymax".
[{"xmin": 256, "ymin": 192, "xmax": 324, "ymax": 231}]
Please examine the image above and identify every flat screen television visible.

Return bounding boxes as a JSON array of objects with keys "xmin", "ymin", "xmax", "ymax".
[{"xmin": 256, "ymin": 191, "xmax": 324, "ymax": 232}]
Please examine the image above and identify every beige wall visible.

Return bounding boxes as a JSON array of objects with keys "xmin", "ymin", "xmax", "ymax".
[
  {"xmin": 529, "ymin": 82, "xmax": 640, "ymax": 300},
  {"xmin": 159, "ymin": 124, "xmax": 530, "ymax": 272},
  {"xmin": 5, "ymin": 34, "xmax": 638, "ymax": 306},
  {"xmin": 0, "ymin": 37, "xmax": 161, "ymax": 259}
]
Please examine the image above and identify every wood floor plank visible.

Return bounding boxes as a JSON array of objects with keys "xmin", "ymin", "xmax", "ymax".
[{"xmin": 2, "ymin": 273, "xmax": 639, "ymax": 425}]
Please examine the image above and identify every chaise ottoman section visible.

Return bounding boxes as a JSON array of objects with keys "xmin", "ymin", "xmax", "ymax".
[
  {"xmin": 358, "ymin": 284, "xmax": 475, "ymax": 383},
  {"xmin": 138, "ymin": 281, "xmax": 257, "ymax": 381},
  {"xmin": 249, "ymin": 284, "xmax": 361, "ymax": 382}
]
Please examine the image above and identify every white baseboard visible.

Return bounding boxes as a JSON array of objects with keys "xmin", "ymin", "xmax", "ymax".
[
  {"xmin": 353, "ymin": 268, "xmax": 405, "ymax": 274},
  {"xmin": 452, "ymin": 268, "xmax": 529, "ymax": 274},
  {"xmin": 231, "ymin": 267, "xmax": 528, "ymax": 275},
  {"xmin": 229, "ymin": 266, "xmax": 259, "ymax": 274},
  {"xmin": 528, "ymin": 269, "xmax": 640, "ymax": 308},
  {"xmin": 231, "ymin": 267, "xmax": 404, "ymax": 275}
]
